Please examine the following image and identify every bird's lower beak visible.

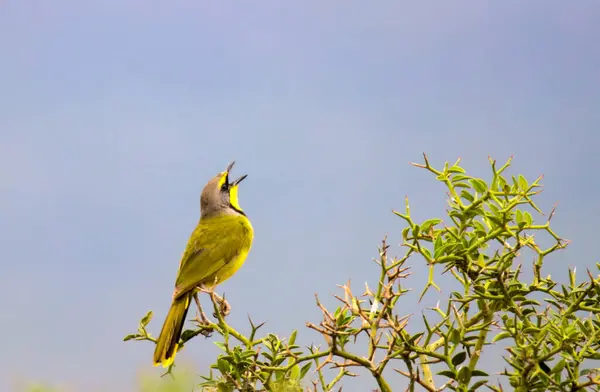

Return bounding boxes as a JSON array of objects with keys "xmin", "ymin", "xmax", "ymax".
[{"xmin": 232, "ymin": 174, "xmax": 248, "ymax": 186}]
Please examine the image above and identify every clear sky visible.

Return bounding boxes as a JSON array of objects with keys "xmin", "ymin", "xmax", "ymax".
[{"xmin": 1, "ymin": 1, "xmax": 599, "ymax": 391}]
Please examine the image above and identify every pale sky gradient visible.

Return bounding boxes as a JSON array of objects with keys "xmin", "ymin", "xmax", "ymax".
[{"xmin": 1, "ymin": 1, "xmax": 599, "ymax": 391}]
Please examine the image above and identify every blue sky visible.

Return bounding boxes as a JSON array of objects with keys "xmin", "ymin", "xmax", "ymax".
[{"xmin": 1, "ymin": 1, "xmax": 599, "ymax": 391}]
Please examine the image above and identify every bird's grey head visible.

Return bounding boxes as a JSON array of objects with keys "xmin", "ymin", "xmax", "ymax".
[{"xmin": 200, "ymin": 161, "xmax": 248, "ymax": 218}]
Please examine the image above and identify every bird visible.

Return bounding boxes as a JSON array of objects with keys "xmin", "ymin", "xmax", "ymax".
[{"xmin": 153, "ymin": 161, "xmax": 254, "ymax": 367}]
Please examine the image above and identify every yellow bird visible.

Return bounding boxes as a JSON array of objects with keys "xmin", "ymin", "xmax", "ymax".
[{"xmin": 153, "ymin": 161, "xmax": 254, "ymax": 367}]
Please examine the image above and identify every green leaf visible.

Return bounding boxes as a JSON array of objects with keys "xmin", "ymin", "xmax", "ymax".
[
  {"xmin": 516, "ymin": 210, "xmax": 523, "ymax": 223},
  {"xmin": 522, "ymin": 308, "xmax": 536, "ymax": 316},
  {"xmin": 511, "ymin": 295, "xmax": 527, "ymax": 302},
  {"xmin": 492, "ymin": 331, "xmax": 512, "ymax": 343},
  {"xmin": 421, "ymin": 247, "xmax": 432, "ymax": 261},
  {"xmin": 523, "ymin": 326, "xmax": 540, "ymax": 334},
  {"xmin": 274, "ymin": 369, "xmax": 285, "ymax": 381},
  {"xmin": 123, "ymin": 334, "xmax": 138, "ymax": 341},
  {"xmin": 475, "ymin": 253, "xmax": 485, "ymax": 268},
  {"xmin": 434, "ymin": 242, "xmax": 454, "ymax": 259},
  {"xmin": 299, "ymin": 362, "xmax": 312, "ymax": 379},
  {"xmin": 544, "ymin": 299, "xmax": 563, "ymax": 309},
  {"xmin": 421, "ymin": 218, "xmax": 443, "ymax": 232},
  {"xmin": 434, "ymin": 234, "xmax": 443, "ymax": 252},
  {"xmin": 402, "ymin": 227, "xmax": 410, "ymax": 241},
  {"xmin": 448, "ymin": 166, "xmax": 466, "ymax": 174},
  {"xmin": 452, "ymin": 351, "xmax": 467, "ymax": 366},
  {"xmin": 214, "ymin": 341, "xmax": 227, "ymax": 351},
  {"xmin": 336, "ymin": 310, "xmax": 349, "ymax": 326},
  {"xmin": 140, "ymin": 311, "xmax": 153, "ymax": 327},
  {"xmin": 497, "ymin": 175, "xmax": 507, "ymax": 192},
  {"xmin": 470, "ymin": 178, "xmax": 488, "ymax": 194},
  {"xmin": 468, "ymin": 380, "xmax": 488, "ymax": 391},
  {"xmin": 409, "ymin": 332, "xmax": 424, "ymax": 345},
  {"xmin": 289, "ymin": 364, "xmax": 300, "ymax": 380},
  {"xmin": 520, "ymin": 299, "xmax": 540, "ymax": 306},
  {"xmin": 457, "ymin": 366, "xmax": 471, "ymax": 383},
  {"xmin": 217, "ymin": 358, "xmax": 230, "ymax": 375},
  {"xmin": 412, "ymin": 224, "xmax": 421, "ymax": 237},
  {"xmin": 450, "ymin": 328, "xmax": 461, "ymax": 345},
  {"xmin": 288, "ymin": 330, "xmax": 298, "ymax": 346},
  {"xmin": 524, "ymin": 211, "xmax": 533, "ymax": 225},
  {"xmin": 180, "ymin": 329, "xmax": 202, "ymax": 343},
  {"xmin": 461, "ymin": 190, "xmax": 475, "ymax": 203},
  {"xmin": 452, "ymin": 174, "xmax": 472, "ymax": 182},
  {"xmin": 551, "ymin": 359, "xmax": 566, "ymax": 374},
  {"xmin": 453, "ymin": 183, "xmax": 470, "ymax": 189},
  {"xmin": 485, "ymin": 214, "xmax": 503, "ymax": 227},
  {"xmin": 473, "ymin": 285, "xmax": 486, "ymax": 294},
  {"xmin": 218, "ymin": 383, "xmax": 233, "ymax": 392},
  {"xmin": 473, "ymin": 220, "xmax": 487, "ymax": 235},
  {"xmin": 518, "ymin": 174, "xmax": 528, "ymax": 190},
  {"xmin": 471, "ymin": 369, "xmax": 489, "ymax": 377},
  {"xmin": 437, "ymin": 370, "xmax": 457, "ymax": 380}
]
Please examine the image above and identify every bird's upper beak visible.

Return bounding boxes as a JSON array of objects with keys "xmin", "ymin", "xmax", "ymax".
[
  {"xmin": 225, "ymin": 161, "xmax": 247, "ymax": 186},
  {"xmin": 225, "ymin": 161, "xmax": 236, "ymax": 173}
]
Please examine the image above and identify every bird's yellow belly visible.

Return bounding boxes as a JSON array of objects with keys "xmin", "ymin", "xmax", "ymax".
[
  {"xmin": 175, "ymin": 213, "xmax": 254, "ymax": 295},
  {"xmin": 203, "ymin": 247, "xmax": 251, "ymax": 287}
]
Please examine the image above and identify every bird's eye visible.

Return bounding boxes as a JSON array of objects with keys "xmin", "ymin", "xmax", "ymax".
[{"xmin": 221, "ymin": 176, "xmax": 229, "ymax": 190}]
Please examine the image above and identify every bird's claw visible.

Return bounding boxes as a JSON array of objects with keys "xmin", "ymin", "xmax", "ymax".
[
  {"xmin": 192, "ymin": 314, "xmax": 214, "ymax": 338},
  {"xmin": 212, "ymin": 294, "xmax": 231, "ymax": 318},
  {"xmin": 197, "ymin": 288, "xmax": 231, "ymax": 319}
]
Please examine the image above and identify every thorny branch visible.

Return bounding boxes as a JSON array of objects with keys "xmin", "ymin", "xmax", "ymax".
[{"xmin": 126, "ymin": 155, "xmax": 600, "ymax": 392}]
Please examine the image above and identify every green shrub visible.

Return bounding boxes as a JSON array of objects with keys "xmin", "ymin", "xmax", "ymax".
[{"xmin": 124, "ymin": 155, "xmax": 599, "ymax": 391}]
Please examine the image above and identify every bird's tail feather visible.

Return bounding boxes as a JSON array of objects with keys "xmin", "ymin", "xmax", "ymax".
[{"xmin": 153, "ymin": 293, "xmax": 191, "ymax": 367}]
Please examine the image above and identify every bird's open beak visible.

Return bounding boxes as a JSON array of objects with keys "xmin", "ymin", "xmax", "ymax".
[{"xmin": 225, "ymin": 161, "xmax": 247, "ymax": 186}]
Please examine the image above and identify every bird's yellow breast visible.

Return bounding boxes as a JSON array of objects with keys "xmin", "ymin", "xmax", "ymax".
[
  {"xmin": 202, "ymin": 215, "xmax": 254, "ymax": 287},
  {"xmin": 174, "ymin": 212, "xmax": 253, "ymax": 295}
]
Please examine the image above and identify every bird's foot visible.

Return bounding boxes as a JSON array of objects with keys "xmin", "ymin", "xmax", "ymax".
[
  {"xmin": 193, "ymin": 317, "xmax": 214, "ymax": 338},
  {"xmin": 199, "ymin": 288, "xmax": 232, "ymax": 319},
  {"xmin": 212, "ymin": 293, "xmax": 231, "ymax": 318},
  {"xmin": 192, "ymin": 317, "xmax": 214, "ymax": 338}
]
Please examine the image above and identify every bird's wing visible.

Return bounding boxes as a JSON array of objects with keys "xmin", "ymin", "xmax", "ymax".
[{"xmin": 172, "ymin": 216, "xmax": 248, "ymax": 298}]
